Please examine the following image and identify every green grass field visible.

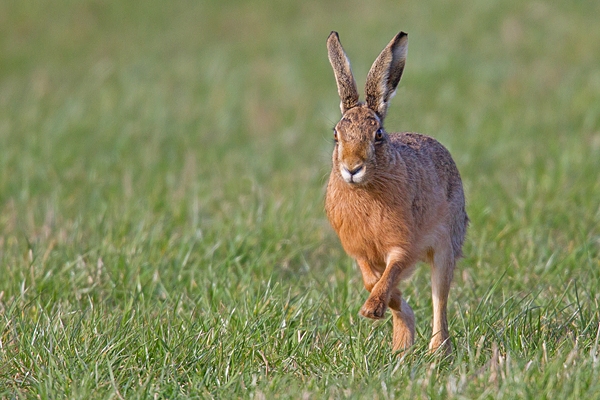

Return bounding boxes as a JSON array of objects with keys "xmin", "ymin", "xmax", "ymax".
[{"xmin": 1, "ymin": 0, "xmax": 600, "ymax": 398}]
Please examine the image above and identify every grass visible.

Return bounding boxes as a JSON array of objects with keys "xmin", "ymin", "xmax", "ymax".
[{"xmin": 1, "ymin": 0, "xmax": 600, "ymax": 398}]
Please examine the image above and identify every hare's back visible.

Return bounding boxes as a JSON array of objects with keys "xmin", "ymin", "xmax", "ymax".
[
  {"xmin": 390, "ymin": 132, "xmax": 463, "ymax": 191},
  {"xmin": 390, "ymin": 131, "xmax": 468, "ymax": 257},
  {"xmin": 389, "ymin": 131, "xmax": 466, "ymax": 209}
]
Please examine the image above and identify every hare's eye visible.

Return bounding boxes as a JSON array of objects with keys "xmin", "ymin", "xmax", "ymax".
[
  {"xmin": 375, "ymin": 128, "xmax": 384, "ymax": 142},
  {"xmin": 333, "ymin": 129, "xmax": 338, "ymax": 142}
]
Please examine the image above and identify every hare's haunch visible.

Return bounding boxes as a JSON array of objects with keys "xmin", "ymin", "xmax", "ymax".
[{"xmin": 325, "ymin": 31, "xmax": 469, "ymax": 354}]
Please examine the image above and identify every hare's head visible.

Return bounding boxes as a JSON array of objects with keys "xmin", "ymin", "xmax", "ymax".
[{"xmin": 327, "ymin": 31, "xmax": 408, "ymax": 186}]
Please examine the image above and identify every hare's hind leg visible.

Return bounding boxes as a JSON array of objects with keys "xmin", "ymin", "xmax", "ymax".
[
  {"xmin": 389, "ymin": 289, "xmax": 415, "ymax": 352},
  {"xmin": 428, "ymin": 243, "xmax": 455, "ymax": 355}
]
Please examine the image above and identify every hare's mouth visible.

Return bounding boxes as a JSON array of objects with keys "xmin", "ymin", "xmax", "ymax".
[{"xmin": 340, "ymin": 164, "xmax": 366, "ymax": 185}]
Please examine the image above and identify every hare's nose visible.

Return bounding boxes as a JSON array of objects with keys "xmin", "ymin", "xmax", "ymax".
[{"xmin": 345, "ymin": 164, "xmax": 364, "ymax": 176}]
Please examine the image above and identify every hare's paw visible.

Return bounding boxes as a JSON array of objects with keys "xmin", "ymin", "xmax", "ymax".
[
  {"xmin": 429, "ymin": 335, "xmax": 452, "ymax": 356},
  {"xmin": 359, "ymin": 295, "xmax": 388, "ymax": 320}
]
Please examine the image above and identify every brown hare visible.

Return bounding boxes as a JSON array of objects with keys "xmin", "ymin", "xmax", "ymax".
[{"xmin": 325, "ymin": 31, "xmax": 468, "ymax": 354}]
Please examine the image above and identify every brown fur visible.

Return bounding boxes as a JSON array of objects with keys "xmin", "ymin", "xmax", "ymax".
[{"xmin": 325, "ymin": 32, "xmax": 468, "ymax": 355}]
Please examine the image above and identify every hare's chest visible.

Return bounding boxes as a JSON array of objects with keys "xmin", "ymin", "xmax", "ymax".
[{"xmin": 327, "ymin": 196, "xmax": 391, "ymax": 265}]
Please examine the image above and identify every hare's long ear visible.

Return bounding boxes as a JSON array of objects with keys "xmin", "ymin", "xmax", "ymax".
[
  {"xmin": 327, "ymin": 32, "xmax": 359, "ymax": 114},
  {"xmin": 365, "ymin": 32, "xmax": 408, "ymax": 120}
]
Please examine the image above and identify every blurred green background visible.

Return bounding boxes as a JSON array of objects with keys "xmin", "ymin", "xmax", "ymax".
[{"xmin": 1, "ymin": 0, "xmax": 599, "ymax": 398}]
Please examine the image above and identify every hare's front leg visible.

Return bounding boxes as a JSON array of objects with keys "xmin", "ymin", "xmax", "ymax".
[
  {"xmin": 357, "ymin": 259, "xmax": 415, "ymax": 351},
  {"xmin": 429, "ymin": 244, "xmax": 455, "ymax": 355},
  {"xmin": 359, "ymin": 251, "xmax": 416, "ymax": 320},
  {"xmin": 356, "ymin": 259, "xmax": 385, "ymax": 319}
]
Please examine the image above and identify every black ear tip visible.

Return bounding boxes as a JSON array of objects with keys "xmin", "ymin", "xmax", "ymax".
[
  {"xmin": 328, "ymin": 31, "xmax": 339, "ymax": 39},
  {"xmin": 393, "ymin": 31, "xmax": 408, "ymax": 46}
]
